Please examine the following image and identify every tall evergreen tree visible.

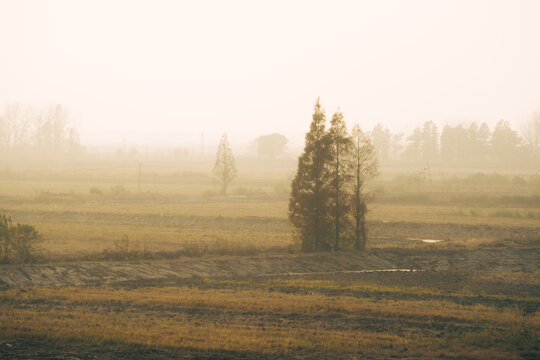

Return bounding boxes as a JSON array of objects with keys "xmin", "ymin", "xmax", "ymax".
[
  {"xmin": 328, "ymin": 110, "xmax": 353, "ymax": 250},
  {"xmin": 289, "ymin": 100, "xmax": 379, "ymax": 253},
  {"xmin": 350, "ymin": 125, "xmax": 378, "ymax": 250},
  {"xmin": 403, "ymin": 127, "xmax": 422, "ymax": 162},
  {"xmin": 288, "ymin": 98, "xmax": 332, "ymax": 251},
  {"xmin": 478, "ymin": 122, "xmax": 491, "ymax": 160},
  {"xmin": 213, "ymin": 133, "xmax": 237, "ymax": 194},
  {"xmin": 370, "ymin": 123, "xmax": 392, "ymax": 163},
  {"xmin": 467, "ymin": 122, "xmax": 480, "ymax": 163},
  {"xmin": 440, "ymin": 125, "xmax": 467, "ymax": 163},
  {"xmin": 491, "ymin": 120, "xmax": 521, "ymax": 162}
]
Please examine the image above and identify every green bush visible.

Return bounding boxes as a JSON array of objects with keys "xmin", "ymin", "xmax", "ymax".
[
  {"xmin": 0, "ymin": 215, "xmax": 11, "ymax": 260},
  {"xmin": 89, "ymin": 187, "xmax": 103, "ymax": 196},
  {"xmin": 0, "ymin": 214, "xmax": 42, "ymax": 264}
]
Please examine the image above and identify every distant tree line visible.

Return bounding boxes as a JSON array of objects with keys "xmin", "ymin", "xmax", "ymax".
[
  {"xmin": 0, "ymin": 103, "xmax": 83, "ymax": 159},
  {"xmin": 289, "ymin": 99, "xmax": 378, "ymax": 252},
  {"xmin": 370, "ymin": 114, "xmax": 540, "ymax": 166}
]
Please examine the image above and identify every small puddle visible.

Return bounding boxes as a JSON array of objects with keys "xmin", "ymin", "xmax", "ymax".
[
  {"xmin": 262, "ymin": 269, "xmax": 420, "ymax": 277},
  {"xmin": 407, "ymin": 238, "xmax": 444, "ymax": 243}
]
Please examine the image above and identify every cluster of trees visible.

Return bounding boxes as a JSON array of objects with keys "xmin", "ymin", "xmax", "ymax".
[
  {"xmin": 288, "ymin": 99, "xmax": 378, "ymax": 252},
  {"xmin": 0, "ymin": 103, "xmax": 82, "ymax": 158},
  {"xmin": 0, "ymin": 215, "xmax": 41, "ymax": 264},
  {"xmin": 249, "ymin": 133, "xmax": 288, "ymax": 158},
  {"xmin": 371, "ymin": 114, "xmax": 540, "ymax": 166}
]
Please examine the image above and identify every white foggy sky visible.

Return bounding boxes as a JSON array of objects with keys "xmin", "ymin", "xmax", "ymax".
[{"xmin": 1, "ymin": 0, "xmax": 539, "ymax": 148}]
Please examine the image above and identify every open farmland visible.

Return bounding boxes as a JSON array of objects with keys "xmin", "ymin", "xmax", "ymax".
[
  {"xmin": 0, "ymin": 248, "xmax": 539, "ymax": 359},
  {"xmin": 0, "ymin": 164, "xmax": 539, "ymax": 260},
  {"xmin": 3, "ymin": 1, "xmax": 540, "ymax": 358},
  {"xmin": 0, "ymin": 164, "xmax": 539, "ymax": 359}
]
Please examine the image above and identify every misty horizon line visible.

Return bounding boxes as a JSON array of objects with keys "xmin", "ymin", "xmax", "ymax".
[
  {"xmin": 1, "ymin": 102, "xmax": 538, "ymax": 163},
  {"xmin": 2, "ymin": 101, "xmax": 538, "ymax": 149},
  {"xmin": 71, "ymin": 114, "xmax": 540, "ymax": 151}
]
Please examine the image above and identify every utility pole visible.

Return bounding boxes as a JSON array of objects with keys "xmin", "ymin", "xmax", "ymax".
[
  {"xmin": 201, "ymin": 132, "xmax": 204, "ymax": 156},
  {"xmin": 138, "ymin": 162, "xmax": 141, "ymax": 194}
]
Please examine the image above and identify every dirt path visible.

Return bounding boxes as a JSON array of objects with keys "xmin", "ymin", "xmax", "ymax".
[{"xmin": 0, "ymin": 247, "xmax": 537, "ymax": 289}]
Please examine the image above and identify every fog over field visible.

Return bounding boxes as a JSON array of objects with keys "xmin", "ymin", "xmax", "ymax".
[
  {"xmin": 0, "ymin": 1, "xmax": 539, "ymax": 359},
  {"xmin": 1, "ymin": 0, "xmax": 540, "ymax": 149}
]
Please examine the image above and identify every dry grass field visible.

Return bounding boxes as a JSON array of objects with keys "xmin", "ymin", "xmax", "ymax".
[
  {"xmin": 0, "ymin": 164, "xmax": 538, "ymax": 260},
  {"xmin": 0, "ymin": 163, "xmax": 538, "ymax": 359},
  {"xmin": 0, "ymin": 269, "xmax": 538, "ymax": 359}
]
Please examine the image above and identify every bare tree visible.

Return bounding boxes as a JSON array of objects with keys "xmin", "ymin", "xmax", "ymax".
[
  {"xmin": 0, "ymin": 103, "xmax": 82, "ymax": 157},
  {"xmin": 350, "ymin": 124, "xmax": 378, "ymax": 250},
  {"xmin": 3, "ymin": 103, "xmax": 33, "ymax": 148},
  {"xmin": 213, "ymin": 133, "xmax": 237, "ymax": 194}
]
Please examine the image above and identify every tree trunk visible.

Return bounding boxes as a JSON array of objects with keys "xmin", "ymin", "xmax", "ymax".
[{"xmin": 334, "ymin": 150, "xmax": 340, "ymax": 251}]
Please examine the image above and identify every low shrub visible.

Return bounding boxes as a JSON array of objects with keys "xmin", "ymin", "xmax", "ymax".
[{"xmin": 0, "ymin": 214, "xmax": 42, "ymax": 264}]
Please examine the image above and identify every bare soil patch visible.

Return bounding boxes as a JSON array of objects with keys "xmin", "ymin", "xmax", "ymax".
[
  {"xmin": 1, "ymin": 247, "xmax": 537, "ymax": 289},
  {"xmin": 1, "ymin": 247, "xmax": 538, "ymax": 359}
]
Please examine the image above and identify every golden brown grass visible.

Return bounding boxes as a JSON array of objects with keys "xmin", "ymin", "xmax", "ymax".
[
  {"xmin": 1, "ymin": 283, "xmax": 537, "ymax": 358},
  {"xmin": 1, "ymin": 164, "xmax": 538, "ymax": 358},
  {"xmin": 0, "ymin": 167, "xmax": 538, "ymax": 260}
]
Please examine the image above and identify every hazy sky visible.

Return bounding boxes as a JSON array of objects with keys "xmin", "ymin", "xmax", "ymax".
[{"xmin": 1, "ymin": 0, "xmax": 539, "ymax": 148}]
